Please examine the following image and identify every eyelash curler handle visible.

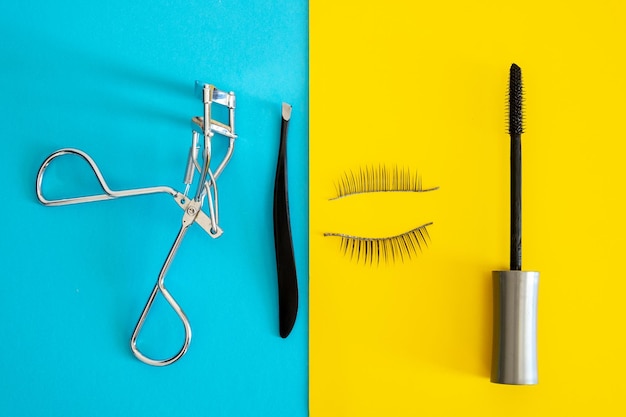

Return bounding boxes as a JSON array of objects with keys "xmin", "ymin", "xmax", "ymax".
[{"xmin": 273, "ymin": 102, "xmax": 298, "ymax": 338}]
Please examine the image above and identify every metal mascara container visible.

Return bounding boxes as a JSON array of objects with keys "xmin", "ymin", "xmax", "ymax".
[{"xmin": 491, "ymin": 270, "xmax": 539, "ymax": 385}]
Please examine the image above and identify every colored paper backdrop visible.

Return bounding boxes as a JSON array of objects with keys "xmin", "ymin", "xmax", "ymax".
[
  {"xmin": 0, "ymin": 1, "xmax": 308, "ymax": 416},
  {"xmin": 310, "ymin": 1, "xmax": 626, "ymax": 416}
]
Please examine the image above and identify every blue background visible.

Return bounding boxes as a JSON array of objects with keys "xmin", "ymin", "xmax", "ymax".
[{"xmin": 0, "ymin": 1, "xmax": 308, "ymax": 416}]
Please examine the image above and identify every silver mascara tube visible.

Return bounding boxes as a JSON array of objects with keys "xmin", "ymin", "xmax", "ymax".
[{"xmin": 491, "ymin": 270, "xmax": 539, "ymax": 385}]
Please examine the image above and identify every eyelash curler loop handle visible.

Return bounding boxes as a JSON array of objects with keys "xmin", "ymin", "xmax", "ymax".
[{"xmin": 130, "ymin": 203, "xmax": 200, "ymax": 366}]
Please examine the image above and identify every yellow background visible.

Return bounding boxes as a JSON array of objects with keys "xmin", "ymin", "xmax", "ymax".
[{"xmin": 310, "ymin": 1, "xmax": 626, "ymax": 416}]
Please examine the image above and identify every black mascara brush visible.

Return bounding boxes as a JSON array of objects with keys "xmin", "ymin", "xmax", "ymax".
[
  {"xmin": 509, "ymin": 63, "xmax": 523, "ymax": 271},
  {"xmin": 491, "ymin": 63, "xmax": 540, "ymax": 386}
]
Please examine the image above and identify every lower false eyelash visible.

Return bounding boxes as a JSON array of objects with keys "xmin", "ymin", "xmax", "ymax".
[
  {"xmin": 324, "ymin": 222, "xmax": 433, "ymax": 264},
  {"xmin": 331, "ymin": 165, "xmax": 439, "ymax": 200}
]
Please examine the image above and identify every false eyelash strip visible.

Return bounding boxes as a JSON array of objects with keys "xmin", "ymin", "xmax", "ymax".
[
  {"xmin": 324, "ymin": 222, "xmax": 433, "ymax": 264},
  {"xmin": 331, "ymin": 165, "xmax": 439, "ymax": 200}
]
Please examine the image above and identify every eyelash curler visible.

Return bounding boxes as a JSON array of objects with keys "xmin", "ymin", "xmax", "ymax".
[{"xmin": 35, "ymin": 81, "xmax": 236, "ymax": 366}]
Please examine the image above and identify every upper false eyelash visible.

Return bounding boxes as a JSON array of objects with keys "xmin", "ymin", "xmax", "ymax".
[
  {"xmin": 331, "ymin": 165, "xmax": 438, "ymax": 200},
  {"xmin": 324, "ymin": 222, "xmax": 432, "ymax": 265}
]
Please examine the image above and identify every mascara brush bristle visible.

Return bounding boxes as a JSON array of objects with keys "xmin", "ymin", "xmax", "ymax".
[{"xmin": 508, "ymin": 63, "xmax": 524, "ymax": 135}]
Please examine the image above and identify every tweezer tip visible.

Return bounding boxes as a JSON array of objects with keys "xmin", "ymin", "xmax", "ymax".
[{"xmin": 282, "ymin": 102, "xmax": 292, "ymax": 121}]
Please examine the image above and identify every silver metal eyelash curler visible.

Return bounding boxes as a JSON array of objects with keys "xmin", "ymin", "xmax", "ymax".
[{"xmin": 35, "ymin": 81, "xmax": 236, "ymax": 366}]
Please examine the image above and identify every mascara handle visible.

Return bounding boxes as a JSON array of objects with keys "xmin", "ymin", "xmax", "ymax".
[{"xmin": 273, "ymin": 103, "xmax": 298, "ymax": 338}]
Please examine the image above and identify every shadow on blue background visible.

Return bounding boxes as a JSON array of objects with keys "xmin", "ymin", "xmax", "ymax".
[{"xmin": 0, "ymin": 1, "xmax": 308, "ymax": 416}]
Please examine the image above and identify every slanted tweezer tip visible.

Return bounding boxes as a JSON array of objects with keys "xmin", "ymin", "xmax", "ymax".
[{"xmin": 282, "ymin": 102, "xmax": 292, "ymax": 121}]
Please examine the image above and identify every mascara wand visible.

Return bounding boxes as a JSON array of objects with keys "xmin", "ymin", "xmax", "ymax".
[
  {"xmin": 491, "ymin": 64, "xmax": 540, "ymax": 385},
  {"xmin": 509, "ymin": 63, "xmax": 523, "ymax": 271}
]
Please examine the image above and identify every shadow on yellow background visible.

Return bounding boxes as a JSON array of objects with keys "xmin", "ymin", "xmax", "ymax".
[{"xmin": 310, "ymin": 1, "xmax": 626, "ymax": 415}]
